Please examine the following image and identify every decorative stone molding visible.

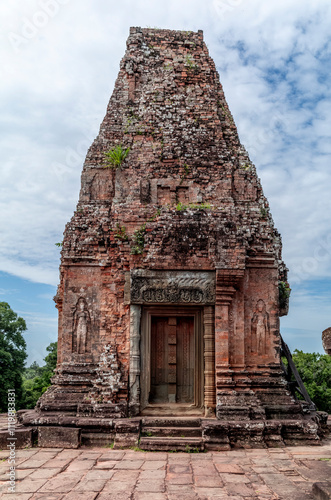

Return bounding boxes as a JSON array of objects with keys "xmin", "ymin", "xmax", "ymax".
[
  {"xmin": 129, "ymin": 305, "xmax": 141, "ymax": 416},
  {"xmin": 128, "ymin": 270, "xmax": 216, "ymax": 305},
  {"xmin": 204, "ymin": 306, "xmax": 216, "ymax": 416}
]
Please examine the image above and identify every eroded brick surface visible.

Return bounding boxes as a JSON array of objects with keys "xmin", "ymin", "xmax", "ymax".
[{"xmin": 21, "ymin": 27, "xmax": 322, "ymax": 447}]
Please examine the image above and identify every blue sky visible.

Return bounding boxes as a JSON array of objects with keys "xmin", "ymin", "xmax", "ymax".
[
  {"xmin": 0, "ymin": 272, "xmax": 57, "ymax": 365},
  {"xmin": 1, "ymin": 0, "xmax": 331, "ymax": 364}
]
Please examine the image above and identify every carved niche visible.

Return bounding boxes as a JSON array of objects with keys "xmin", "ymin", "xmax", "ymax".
[
  {"xmin": 129, "ymin": 270, "xmax": 216, "ymax": 305},
  {"xmin": 72, "ymin": 297, "xmax": 91, "ymax": 354},
  {"xmin": 251, "ymin": 299, "xmax": 270, "ymax": 355}
]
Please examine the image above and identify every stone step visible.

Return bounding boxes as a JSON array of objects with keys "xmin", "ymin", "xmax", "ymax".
[
  {"xmin": 0, "ymin": 427, "xmax": 33, "ymax": 449},
  {"xmin": 81, "ymin": 432, "xmax": 115, "ymax": 447},
  {"xmin": 140, "ymin": 404, "xmax": 203, "ymax": 417},
  {"xmin": 141, "ymin": 417, "xmax": 201, "ymax": 428},
  {"xmin": 141, "ymin": 426, "xmax": 201, "ymax": 438},
  {"xmin": 312, "ymin": 481, "xmax": 331, "ymax": 500},
  {"xmin": 39, "ymin": 403, "xmax": 80, "ymax": 412},
  {"xmin": 139, "ymin": 436, "xmax": 204, "ymax": 452}
]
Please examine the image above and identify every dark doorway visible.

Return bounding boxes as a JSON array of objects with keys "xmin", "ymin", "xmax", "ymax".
[{"xmin": 150, "ymin": 316, "xmax": 194, "ymax": 404}]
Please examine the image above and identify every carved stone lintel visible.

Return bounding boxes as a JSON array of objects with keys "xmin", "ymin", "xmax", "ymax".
[{"xmin": 130, "ymin": 270, "xmax": 215, "ymax": 305}]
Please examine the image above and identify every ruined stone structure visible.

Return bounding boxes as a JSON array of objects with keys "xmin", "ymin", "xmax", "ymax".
[
  {"xmin": 21, "ymin": 28, "xmax": 324, "ymax": 449},
  {"xmin": 322, "ymin": 328, "xmax": 331, "ymax": 355}
]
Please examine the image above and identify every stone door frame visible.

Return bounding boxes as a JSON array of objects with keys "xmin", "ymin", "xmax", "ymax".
[
  {"xmin": 140, "ymin": 306, "xmax": 204, "ymax": 412},
  {"xmin": 127, "ymin": 270, "xmax": 216, "ymax": 417}
]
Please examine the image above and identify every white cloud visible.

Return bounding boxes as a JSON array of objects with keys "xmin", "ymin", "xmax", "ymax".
[
  {"xmin": 205, "ymin": 1, "xmax": 331, "ymax": 289},
  {"xmin": 1, "ymin": 1, "xmax": 331, "ymax": 353}
]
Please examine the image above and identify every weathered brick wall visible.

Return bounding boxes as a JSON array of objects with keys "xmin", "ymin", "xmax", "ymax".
[{"xmin": 51, "ymin": 28, "xmax": 289, "ymax": 417}]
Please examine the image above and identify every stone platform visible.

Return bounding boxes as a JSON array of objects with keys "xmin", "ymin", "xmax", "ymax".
[
  {"xmin": 1, "ymin": 438, "xmax": 331, "ymax": 499},
  {"xmin": 5, "ymin": 410, "xmax": 328, "ymax": 451}
]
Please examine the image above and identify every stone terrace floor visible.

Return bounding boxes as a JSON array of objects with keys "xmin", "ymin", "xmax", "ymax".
[{"xmin": 0, "ymin": 440, "xmax": 331, "ymax": 500}]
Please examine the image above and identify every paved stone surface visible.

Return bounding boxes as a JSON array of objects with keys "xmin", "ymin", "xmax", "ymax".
[{"xmin": 0, "ymin": 440, "xmax": 330, "ymax": 499}]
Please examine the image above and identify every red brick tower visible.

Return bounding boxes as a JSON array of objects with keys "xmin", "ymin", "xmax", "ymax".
[{"xmin": 22, "ymin": 28, "xmax": 322, "ymax": 448}]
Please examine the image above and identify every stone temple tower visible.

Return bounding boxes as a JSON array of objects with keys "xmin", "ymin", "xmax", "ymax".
[{"xmin": 22, "ymin": 28, "xmax": 323, "ymax": 449}]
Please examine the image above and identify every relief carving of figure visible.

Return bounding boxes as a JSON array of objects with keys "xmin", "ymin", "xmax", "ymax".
[
  {"xmin": 73, "ymin": 298, "xmax": 90, "ymax": 354},
  {"xmin": 251, "ymin": 299, "xmax": 270, "ymax": 355}
]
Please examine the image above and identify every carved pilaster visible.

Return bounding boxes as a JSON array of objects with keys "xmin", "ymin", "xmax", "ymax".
[
  {"xmin": 204, "ymin": 306, "xmax": 215, "ymax": 416},
  {"xmin": 215, "ymin": 269, "xmax": 244, "ymax": 406},
  {"xmin": 215, "ymin": 285, "xmax": 237, "ymax": 372},
  {"xmin": 215, "ymin": 270, "xmax": 244, "ymax": 375},
  {"xmin": 129, "ymin": 305, "xmax": 141, "ymax": 416}
]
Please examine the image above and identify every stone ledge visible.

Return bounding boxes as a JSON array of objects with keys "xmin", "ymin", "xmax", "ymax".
[
  {"xmin": 16, "ymin": 412, "xmax": 326, "ymax": 449},
  {"xmin": 38, "ymin": 426, "xmax": 81, "ymax": 448},
  {"xmin": 0, "ymin": 427, "xmax": 33, "ymax": 449},
  {"xmin": 312, "ymin": 481, "xmax": 331, "ymax": 500}
]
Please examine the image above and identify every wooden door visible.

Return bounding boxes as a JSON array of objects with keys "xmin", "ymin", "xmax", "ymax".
[
  {"xmin": 176, "ymin": 317, "xmax": 194, "ymax": 402},
  {"xmin": 150, "ymin": 316, "xmax": 194, "ymax": 404}
]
